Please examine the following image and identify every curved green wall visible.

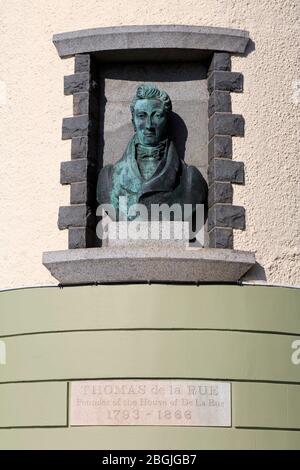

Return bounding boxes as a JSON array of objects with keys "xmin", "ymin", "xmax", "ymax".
[{"xmin": 0, "ymin": 284, "xmax": 299, "ymax": 449}]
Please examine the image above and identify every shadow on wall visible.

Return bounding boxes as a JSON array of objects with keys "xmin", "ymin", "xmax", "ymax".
[
  {"xmin": 169, "ymin": 111, "xmax": 188, "ymax": 161},
  {"xmin": 242, "ymin": 262, "xmax": 267, "ymax": 282},
  {"xmin": 235, "ymin": 38, "xmax": 256, "ymax": 58}
]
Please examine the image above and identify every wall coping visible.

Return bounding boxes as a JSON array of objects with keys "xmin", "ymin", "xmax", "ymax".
[{"xmin": 53, "ymin": 24, "xmax": 250, "ymax": 58}]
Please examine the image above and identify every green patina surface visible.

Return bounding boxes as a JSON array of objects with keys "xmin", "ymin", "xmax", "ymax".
[{"xmin": 96, "ymin": 84, "xmax": 208, "ymax": 221}]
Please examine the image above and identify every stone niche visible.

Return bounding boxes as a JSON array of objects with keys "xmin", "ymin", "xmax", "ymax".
[{"xmin": 43, "ymin": 25, "xmax": 256, "ymax": 284}]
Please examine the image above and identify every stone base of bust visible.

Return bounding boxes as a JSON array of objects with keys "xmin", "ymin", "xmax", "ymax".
[
  {"xmin": 43, "ymin": 243, "xmax": 255, "ymax": 285},
  {"xmin": 101, "ymin": 221, "xmax": 193, "ymax": 249}
]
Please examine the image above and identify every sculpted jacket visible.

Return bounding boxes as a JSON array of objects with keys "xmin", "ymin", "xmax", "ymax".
[{"xmin": 97, "ymin": 136, "xmax": 208, "ymax": 221}]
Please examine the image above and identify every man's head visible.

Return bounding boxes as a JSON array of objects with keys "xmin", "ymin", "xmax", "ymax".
[{"xmin": 130, "ymin": 84, "xmax": 172, "ymax": 146}]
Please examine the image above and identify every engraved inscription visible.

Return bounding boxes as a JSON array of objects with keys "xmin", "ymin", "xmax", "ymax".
[{"xmin": 70, "ymin": 380, "xmax": 231, "ymax": 427}]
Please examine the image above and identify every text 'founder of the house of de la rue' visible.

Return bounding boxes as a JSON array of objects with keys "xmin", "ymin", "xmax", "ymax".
[{"xmin": 97, "ymin": 83, "xmax": 208, "ymax": 220}]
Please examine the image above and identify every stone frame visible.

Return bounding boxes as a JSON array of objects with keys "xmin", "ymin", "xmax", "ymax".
[
  {"xmin": 59, "ymin": 53, "xmax": 100, "ymax": 249},
  {"xmin": 54, "ymin": 25, "xmax": 250, "ymax": 250},
  {"xmin": 207, "ymin": 53, "xmax": 245, "ymax": 248}
]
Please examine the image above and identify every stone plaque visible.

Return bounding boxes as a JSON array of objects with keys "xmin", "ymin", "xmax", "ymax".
[{"xmin": 70, "ymin": 380, "xmax": 231, "ymax": 427}]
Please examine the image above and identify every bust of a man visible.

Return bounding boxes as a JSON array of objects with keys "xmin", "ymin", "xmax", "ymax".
[{"xmin": 97, "ymin": 83, "xmax": 207, "ymax": 221}]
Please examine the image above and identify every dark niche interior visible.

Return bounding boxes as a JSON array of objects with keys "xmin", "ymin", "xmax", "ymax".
[{"xmin": 86, "ymin": 56, "xmax": 210, "ymax": 247}]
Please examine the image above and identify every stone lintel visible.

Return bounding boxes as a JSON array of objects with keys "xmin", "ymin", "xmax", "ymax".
[{"xmin": 53, "ymin": 25, "xmax": 250, "ymax": 58}]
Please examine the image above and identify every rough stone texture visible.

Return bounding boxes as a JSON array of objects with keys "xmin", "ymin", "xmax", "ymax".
[
  {"xmin": 207, "ymin": 57, "xmax": 245, "ymax": 241},
  {"xmin": 68, "ymin": 227, "xmax": 95, "ymax": 249},
  {"xmin": 101, "ymin": 221, "xmax": 191, "ymax": 248},
  {"xmin": 71, "ymin": 137, "xmax": 88, "ymax": 160},
  {"xmin": 209, "ymin": 227, "xmax": 233, "ymax": 249},
  {"xmin": 53, "ymin": 25, "xmax": 250, "ymax": 58},
  {"xmin": 209, "ymin": 113, "xmax": 245, "ymax": 140},
  {"xmin": 74, "ymin": 54, "xmax": 91, "ymax": 73},
  {"xmin": 58, "ymin": 205, "xmax": 90, "ymax": 230},
  {"xmin": 43, "ymin": 247, "xmax": 255, "ymax": 284},
  {"xmin": 73, "ymin": 92, "xmax": 89, "ymax": 116},
  {"xmin": 208, "ymin": 52, "xmax": 231, "ymax": 73},
  {"xmin": 208, "ymin": 136, "xmax": 232, "ymax": 160},
  {"xmin": 208, "ymin": 182, "xmax": 233, "ymax": 208},
  {"xmin": 208, "ymin": 159, "xmax": 245, "ymax": 185},
  {"xmin": 59, "ymin": 52, "xmax": 99, "ymax": 250},
  {"xmin": 64, "ymin": 72, "xmax": 89, "ymax": 96},
  {"xmin": 62, "ymin": 115, "xmax": 89, "ymax": 140},
  {"xmin": 208, "ymin": 204, "xmax": 245, "ymax": 231},
  {"xmin": 208, "ymin": 71, "xmax": 243, "ymax": 93},
  {"xmin": 70, "ymin": 182, "xmax": 87, "ymax": 204},
  {"xmin": 1, "ymin": 1, "xmax": 299, "ymax": 288},
  {"xmin": 208, "ymin": 91, "xmax": 232, "ymax": 117},
  {"xmin": 60, "ymin": 159, "xmax": 87, "ymax": 185}
]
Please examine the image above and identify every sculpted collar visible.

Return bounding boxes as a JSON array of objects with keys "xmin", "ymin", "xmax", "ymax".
[
  {"xmin": 136, "ymin": 139, "xmax": 167, "ymax": 160},
  {"xmin": 121, "ymin": 136, "xmax": 180, "ymax": 197}
]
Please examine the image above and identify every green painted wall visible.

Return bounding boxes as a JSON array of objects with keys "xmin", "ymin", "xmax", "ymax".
[{"xmin": 0, "ymin": 284, "xmax": 299, "ymax": 449}]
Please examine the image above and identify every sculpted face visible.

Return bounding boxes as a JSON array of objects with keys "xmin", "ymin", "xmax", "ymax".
[{"xmin": 133, "ymin": 98, "xmax": 168, "ymax": 146}]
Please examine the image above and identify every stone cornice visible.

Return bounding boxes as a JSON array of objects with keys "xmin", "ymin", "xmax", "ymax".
[{"xmin": 53, "ymin": 25, "xmax": 250, "ymax": 58}]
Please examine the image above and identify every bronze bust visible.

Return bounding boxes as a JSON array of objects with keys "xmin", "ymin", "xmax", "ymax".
[{"xmin": 97, "ymin": 84, "xmax": 207, "ymax": 221}]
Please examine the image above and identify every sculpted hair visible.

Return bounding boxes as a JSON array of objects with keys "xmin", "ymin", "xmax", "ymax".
[{"xmin": 130, "ymin": 84, "xmax": 172, "ymax": 115}]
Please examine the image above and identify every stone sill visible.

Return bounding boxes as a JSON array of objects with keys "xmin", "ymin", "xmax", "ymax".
[{"xmin": 43, "ymin": 247, "xmax": 255, "ymax": 285}]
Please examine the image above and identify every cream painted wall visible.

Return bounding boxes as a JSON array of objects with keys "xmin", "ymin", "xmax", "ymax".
[{"xmin": 0, "ymin": 0, "xmax": 299, "ymax": 289}]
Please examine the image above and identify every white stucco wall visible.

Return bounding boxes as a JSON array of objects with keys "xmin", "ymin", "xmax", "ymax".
[{"xmin": 0, "ymin": 0, "xmax": 299, "ymax": 289}]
